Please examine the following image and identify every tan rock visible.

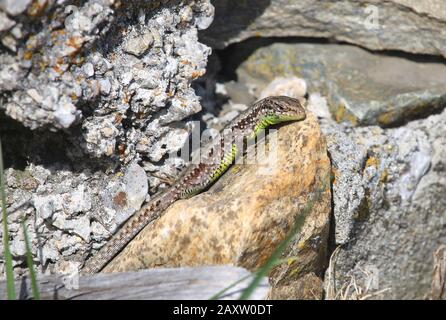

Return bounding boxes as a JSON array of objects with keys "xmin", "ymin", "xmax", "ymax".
[{"xmin": 104, "ymin": 113, "xmax": 331, "ymax": 299}]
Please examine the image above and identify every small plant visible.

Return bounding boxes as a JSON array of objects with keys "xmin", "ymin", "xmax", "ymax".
[
  {"xmin": 22, "ymin": 220, "xmax": 40, "ymax": 300},
  {"xmin": 0, "ymin": 140, "xmax": 16, "ymax": 299}
]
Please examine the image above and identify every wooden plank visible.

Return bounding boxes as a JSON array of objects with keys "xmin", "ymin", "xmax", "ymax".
[{"xmin": 0, "ymin": 265, "xmax": 269, "ymax": 300}]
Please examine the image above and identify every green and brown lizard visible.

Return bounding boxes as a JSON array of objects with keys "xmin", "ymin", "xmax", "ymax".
[{"xmin": 82, "ymin": 96, "xmax": 306, "ymax": 274}]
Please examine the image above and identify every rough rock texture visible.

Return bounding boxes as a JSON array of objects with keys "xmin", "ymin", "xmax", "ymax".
[
  {"xmin": 324, "ymin": 108, "xmax": 446, "ymax": 299},
  {"xmin": 321, "ymin": 124, "xmax": 366, "ymax": 245},
  {"xmin": 0, "ymin": 0, "xmax": 215, "ymax": 277},
  {"xmin": 0, "ymin": 0, "xmax": 213, "ymax": 164},
  {"xmin": 103, "ymin": 114, "xmax": 332, "ymax": 300},
  {"xmin": 431, "ymin": 245, "xmax": 446, "ymax": 300},
  {"xmin": 200, "ymin": 0, "xmax": 446, "ymax": 58},
  {"xmin": 232, "ymin": 41, "xmax": 446, "ymax": 127}
]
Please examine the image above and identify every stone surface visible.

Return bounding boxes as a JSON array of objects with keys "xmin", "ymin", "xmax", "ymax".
[
  {"xmin": 103, "ymin": 114, "xmax": 331, "ymax": 299},
  {"xmin": 200, "ymin": 0, "xmax": 446, "ymax": 58},
  {"xmin": 320, "ymin": 121, "xmax": 367, "ymax": 245},
  {"xmin": 0, "ymin": 0, "xmax": 213, "ymax": 168},
  {"xmin": 430, "ymin": 245, "xmax": 446, "ymax": 300},
  {"xmin": 0, "ymin": 0, "xmax": 216, "ymax": 277},
  {"xmin": 234, "ymin": 41, "xmax": 446, "ymax": 126},
  {"xmin": 324, "ymin": 108, "xmax": 446, "ymax": 299}
]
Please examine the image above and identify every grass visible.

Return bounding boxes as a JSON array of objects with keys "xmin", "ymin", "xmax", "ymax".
[
  {"xmin": 0, "ymin": 140, "xmax": 16, "ymax": 299},
  {"xmin": 0, "ymin": 140, "xmax": 40, "ymax": 300},
  {"xmin": 22, "ymin": 220, "xmax": 40, "ymax": 300}
]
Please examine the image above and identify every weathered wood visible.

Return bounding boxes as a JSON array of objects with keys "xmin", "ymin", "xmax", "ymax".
[{"xmin": 0, "ymin": 265, "xmax": 269, "ymax": 300}]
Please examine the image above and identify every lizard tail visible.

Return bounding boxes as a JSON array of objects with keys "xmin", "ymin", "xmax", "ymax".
[{"xmin": 81, "ymin": 189, "xmax": 178, "ymax": 274}]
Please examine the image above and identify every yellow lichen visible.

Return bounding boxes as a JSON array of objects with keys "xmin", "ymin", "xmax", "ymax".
[
  {"xmin": 297, "ymin": 240, "xmax": 306, "ymax": 250},
  {"xmin": 365, "ymin": 156, "xmax": 379, "ymax": 168},
  {"xmin": 333, "ymin": 103, "xmax": 359, "ymax": 126},
  {"xmin": 23, "ymin": 51, "xmax": 33, "ymax": 60}
]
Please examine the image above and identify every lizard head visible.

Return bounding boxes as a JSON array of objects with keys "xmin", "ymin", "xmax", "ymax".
[
  {"xmin": 249, "ymin": 95, "xmax": 307, "ymax": 137},
  {"xmin": 260, "ymin": 95, "xmax": 307, "ymax": 123}
]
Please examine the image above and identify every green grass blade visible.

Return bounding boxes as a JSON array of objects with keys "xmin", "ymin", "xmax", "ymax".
[
  {"xmin": 22, "ymin": 220, "xmax": 40, "ymax": 300},
  {"xmin": 0, "ymin": 140, "xmax": 16, "ymax": 299},
  {"xmin": 238, "ymin": 213, "xmax": 308, "ymax": 300},
  {"xmin": 208, "ymin": 273, "xmax": 253, "ymax": 300}
]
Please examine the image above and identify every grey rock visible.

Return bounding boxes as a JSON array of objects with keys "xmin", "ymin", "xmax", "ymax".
[
  {"xmin": 123, "ymin": 30, "xmax": 154, "ymax": 57},
  {"xmin": 0, "ymin": 0, "xmax": 32, "ymax": 16},
  {"xmin": 307, "ymin": 93, "xmax": 332, "ymax": 120},
  {"xmin": 52, "ymin": 212, "xmax": 91, "ymax": 242},
  {"xmin": 91, "ymin": 221, "xmax": 110, "ymax": 241},
  {"xmin": 39, "ymin": 243, "xmax": 60, "ymax": 265},
  {"xmin": 320, "ymin": 120, "xmax": 367, "ymax": 245},
  {"xmin": 82, "ymin": 62, "xmax": 95, "ymax": 77},
  {"xmin": 57, "ymin": 234, "xmax": 83, "ymax": 257},
  {"xmin": 0, "ymin": 0, "xmax": 214, "ymax": 169},
  {"xmin": 122, "ymin": 163, "xmax": 149, "ymax": 212},
  {"xmin": 0, "ymin": 162, "xmax": 110, "ymax": 275},
  {"xmin": 200, "ymin": 0, "xmax": 446, "ymax": 58},
  {"xmin": 324, "ymin": 108, "xmax": 446, "ymax": 299},
  {"xmin": 9, "ymin": 237, "xmax": 26, "ymax": 257},
  {"xmin": 235, "ymin": 42, "xmax": 446, "ymax": 126},
  {"xmin": 259, "ymin": 76, "xmax": 307, "ymax": 101},
  {"xmin": 223, "ymin": 81, "xmax": 255, "ymax": 106},
  {"xmin": 33, "ymin": 194, "xmax": 61, "ymax": 220},
  {"xmin": 99, "ymin": 163, "xmax": 148, "ymax": 230},
  {"xmin": 0, "ymin": 11, "xmax": 15, "ymax": 31}
]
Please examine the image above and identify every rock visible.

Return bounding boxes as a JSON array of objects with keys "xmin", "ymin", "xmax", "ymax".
[
  {"xmin": 9, "ymin": 237, "xmax": 26, "ymax": 257},
  {"xmin": 307, "ymin": 93, "xmax": 331, "ymax": 120},
  {"xmin": 324, "ymin": 108, "xmax": 446, "ymax": 299},
  {"xmin": 0, "ymin": 11, "xmax": 15, "ymax": 32},
  {"xmin": 53, "ymin": 213, "xmax": 91, "ymax": 242},
  {"xmin": 39, "ymin": 243, "xmax": 60, "ymax": 265},
  {"xmin": 200, "ymin": 0, "xmax": 446, "ymax": 58},
  {"xmin": 259, "ymin": 77, "xmax": 307, "ymax": 100},
  {"xmin": 430, "ymin": 245, "xmax": 446, "ymax": 300},
  {"xmin": 123, "ymin": 31, "xmax": 154, "ymax": 57},
  {"xmin": 234, "ymin": 42, "xmax": 446, "ymax": 126},
  {"xmin": 223, "ymin": 81, "xmax": 255, "ymax": 106},
  {"xmin": 0, "ymin": 0, "xmax": 32, "ymax": 16},
  {"xmin": 0, "ymin": 0, "xmax": 214, "ymax": 169},
  {"xmin": 99, "ymin": 163, "xmax": 148, "ymax": 231},
  {"xmin": 320, "ymin": 121, "xmax": 367, "ymax": 245},
  {"xmin": 103, "ymin": 114, "xmax": 332, "ymax": 299}
]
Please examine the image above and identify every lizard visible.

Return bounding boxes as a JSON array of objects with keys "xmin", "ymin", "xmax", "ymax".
[{"xmin": 81, "ymin": 95, "xmax": 307, "ymax": 274}]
